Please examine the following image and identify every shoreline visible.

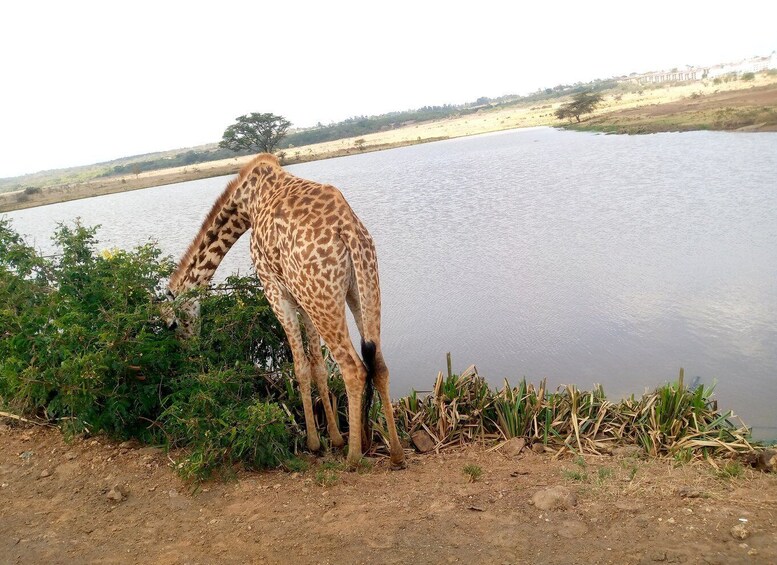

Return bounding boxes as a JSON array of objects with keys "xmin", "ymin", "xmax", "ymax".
[
  {"xmin": 2, "ymin": 76, "xmax": 776, "ymax": 214},
  {"xmin": 0, "ymin": 136, "xmax": 452, "ymax": 213}
]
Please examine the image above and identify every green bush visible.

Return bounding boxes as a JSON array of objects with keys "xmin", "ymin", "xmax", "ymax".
[
  {"xmin": 162, "ymin": 370, "xmax": 292, "ymax": 480},
  {"xmin": 0, "ymin": 220, "xmax": 180, "ymax": 438},
  {"xmin": 0, "ymin": 218, "xmax": 297, "ymax": 479}
]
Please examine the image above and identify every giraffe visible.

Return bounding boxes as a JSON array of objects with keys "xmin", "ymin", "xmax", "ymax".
[{"xmin": 165, "ymin": 153, "xmax": 405, "ymax": 469}]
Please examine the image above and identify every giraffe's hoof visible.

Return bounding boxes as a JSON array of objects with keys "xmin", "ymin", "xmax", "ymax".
[
  {"xmin": 307, "ymin": 436, "xmax": 321, "ymax": 453},
  {"xmin": 330, "ymin": 432, "xmax": 345, "ymax": 449},
  {"xmin": 390, "ymin": 457, "xmax": 407, "ymax": 471},
  {"xmin": 344, "ymin": 454, "xmax": 362, "ymax": 472}
]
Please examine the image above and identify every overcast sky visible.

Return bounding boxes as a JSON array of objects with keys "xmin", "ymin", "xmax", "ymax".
[{"xmin": 1, "ymin": 1, "xmax": 775, "ymax": 178}]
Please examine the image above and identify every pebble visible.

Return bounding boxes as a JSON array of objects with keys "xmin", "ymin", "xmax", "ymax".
[
  {"xmin": 530, "ymin": 486, "xmax": 578, "ymax": 511},
  {"xmin": 557, "ymin": 519, "xmax": 588, "ymax": 539},
  {"xmin": 501, "ymin": 437, "xmax": 526, "ymax": 457},
  {"xmin": 612, "ymin": 446, "xmax": 642, "ymax": 458},
  {"xmin": 730, "ymin": 523, "xmax": 750, "ymax": 540},
  {"xmin": 531, "ymin": 443, "xmax": 546, "ymax": 454},
  {"xmin": 106, "ymin": 484, "xmax": 128, "ymax": 502},
  {"xmin": 410, "ymin": 430, "xmax": 436, "ymax": 453},
  {"xmin": 676, "ymin": 486, "xmax": 704, "ymax": 498},
  {"xmin": 38, "ymin": 469, "xmax": 51, "ymax": 479},
  {"xmin": 756, "ymin": 449, "xmax": 777, "ymax": 473}
]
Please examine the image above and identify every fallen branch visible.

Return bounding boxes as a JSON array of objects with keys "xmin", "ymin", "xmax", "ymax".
[{"xmin": 0, "ymin": 411, "xmax": 54, "ymax": 427}]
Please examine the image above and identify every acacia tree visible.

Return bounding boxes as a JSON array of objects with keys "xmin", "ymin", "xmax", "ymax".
[
  {"xmin": 554, "ymin": 91, "xmax": 603, "ymax": 123},
  {"xmin": 219, "ymin": 113, "xmax": 292, "ymax": 153}
]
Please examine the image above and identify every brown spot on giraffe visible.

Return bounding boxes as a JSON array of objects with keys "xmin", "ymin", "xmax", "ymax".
[{"xmin": 167, "ymin": 152, "xmax": 404, "ymax": 470}]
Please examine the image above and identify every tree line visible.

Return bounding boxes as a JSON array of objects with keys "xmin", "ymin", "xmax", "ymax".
[{"xmin": 97, "ymin": 77, "xmax": 617, "ymax": 178}]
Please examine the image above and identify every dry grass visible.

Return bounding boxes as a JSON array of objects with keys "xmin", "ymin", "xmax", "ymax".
[{"xmin": 383, "ymin": 366, "xmax": 758, "ymax": 462}]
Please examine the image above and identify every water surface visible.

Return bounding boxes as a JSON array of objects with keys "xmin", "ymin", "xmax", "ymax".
[{"xmin": 7, "ymin": 128, "xmax": 777, "ymax": 437}]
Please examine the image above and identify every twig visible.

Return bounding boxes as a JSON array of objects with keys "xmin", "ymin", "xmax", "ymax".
[{"xmin": 0, "ymin": 411, "xmax": 54, "ymax": 427}]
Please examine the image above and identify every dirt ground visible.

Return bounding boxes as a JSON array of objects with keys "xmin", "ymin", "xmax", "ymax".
[
  {"xmin": 577, "ymin": 83, "xmax": 777, "ymax": 133},
  {"xmin": 1, "ymin": 423, "xmax": 776, "ymax": 565}
]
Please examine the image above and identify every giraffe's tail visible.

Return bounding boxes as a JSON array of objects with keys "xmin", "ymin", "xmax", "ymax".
[
  {"xmin": 340, "ymin": 220, "xmax": 381, "ymax": 453},
  {"xmin": 361, "ymin": 338, "xmax": 376, "ymax": 452}
]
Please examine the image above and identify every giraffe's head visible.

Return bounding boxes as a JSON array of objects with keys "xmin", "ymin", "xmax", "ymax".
[{"xmin": 160, "ymin": 287, "xmax": 201, "ymax": 339}]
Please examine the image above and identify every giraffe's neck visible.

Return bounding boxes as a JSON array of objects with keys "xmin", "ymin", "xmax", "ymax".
[{"xmin": 168, "ymin": 178, "xmax": 251, "ymax": 294}]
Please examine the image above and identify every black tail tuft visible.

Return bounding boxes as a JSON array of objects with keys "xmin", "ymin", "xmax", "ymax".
[{"xmin": 361, "ymin": 339, "xmax": 376, "ymax": 451}]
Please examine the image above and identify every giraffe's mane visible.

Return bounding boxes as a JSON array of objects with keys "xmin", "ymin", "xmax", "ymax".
[{"xmin": 170, "ymin": 153, "xmax": 281, "ymax": 289}]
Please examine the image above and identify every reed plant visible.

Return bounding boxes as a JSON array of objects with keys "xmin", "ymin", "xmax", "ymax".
[{"xmin": 389, "ymin": 364, "xmax": 755, "ymax": 461}]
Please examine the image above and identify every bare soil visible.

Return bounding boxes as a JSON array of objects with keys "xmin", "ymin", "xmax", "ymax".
[
  {"xmin": 2, "ymin": 424, "xmax": 776, "ymax": 564},
  {"xmin": 573, "ymin": 83, "xmax": 777, "ymax": 134}
]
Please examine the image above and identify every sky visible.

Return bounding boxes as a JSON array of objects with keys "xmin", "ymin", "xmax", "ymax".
[{"xmin": 1, "ymin": 0, "xmax": 775, "ymax": 178}]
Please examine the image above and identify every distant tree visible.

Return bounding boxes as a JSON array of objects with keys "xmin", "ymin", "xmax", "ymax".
[
  {"xmin": 741, "ymin": 72, "xmax": 755, "ymax": 81},
  {"xmin": 219, "ymin": 113, "xmax": 292, "ymax": 154},
  {"xmin": 554, "ymin": 91, "xmax": 603, "ymax": 123}
]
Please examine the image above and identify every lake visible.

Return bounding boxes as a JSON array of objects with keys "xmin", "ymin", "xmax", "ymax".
[{"xmin": 6, "ymin": 127, "xmax": 777, "ymax": 438}]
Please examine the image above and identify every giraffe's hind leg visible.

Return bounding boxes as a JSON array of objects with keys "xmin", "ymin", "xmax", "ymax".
[
  {"xmin": 300, "ymin": 309, "xmax": 344, "ymax": 448},
  {"xmin": 262, "ymin": 282, "xmax": 321, "ymax": 452},
  {"xmin": 371, "ymin": 348, "xmax": 406, "ymax": 468},
  {"xmin": 303, "ymin": 305, "xmax": 366, "ymax": 469}
]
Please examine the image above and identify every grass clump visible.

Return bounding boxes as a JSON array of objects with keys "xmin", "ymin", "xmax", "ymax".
[
  {"xmin": 463, "ymin": 464, "xmax": 483, "ymax": 482},
  {"xmin": 716, "ymin": 460, "xmax": 744, "ymax": 480},
  {"xmin": 314, "ymin": 460, "xmax": 344, "ymax": 486},
  {"xmin": 596, "ymin": 466, "xmax": 613, "ymax": 484},
  {"xmin": 562, "ymin": 469, "xmax": 588, "ymax": 482}
]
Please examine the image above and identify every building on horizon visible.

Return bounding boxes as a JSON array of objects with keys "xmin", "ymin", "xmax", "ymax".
[{"xmin": 627, "ymin": 52, "xmax": 777, "ymax": 84}]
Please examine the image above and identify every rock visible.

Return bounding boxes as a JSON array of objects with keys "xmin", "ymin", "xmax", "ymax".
[
  {"xmin": 38, "ymin": 469, "xmax": 51, "ymax": 479},
  {"xmin": 411, "ymin": 430, "xmax": 436, "ymax": 453},
  {"xmin": 730, "ymin": 523, "xmax": 750, "ymax": 540},
  {"xmin": 19, "ymin": 451, "xmax": 34, "ymax": 461},
  {"xmin": 557, "ymin": 519, "xmax": 588, "ymax": 539},
  {"xmin": 64, "ymin": 451, "xmax": 77, "ymax": 461},
  {"xmin": 756, "ymin": 449, "xmax": 777, "ymax": 473},
  {"xmin": 612, "ymin": 445, "xmax": 643, "ymax": 458},
  {"xmin": 531, "ymin": 443, "xmax": 546, "ymax": 454},
  {"xmin": 676, "ymin": 486, "xmax": 704, "ymax": 498},
  {"xmin": 747, "ymin": 548, "xmax": 759, "ymax": 557},
  {"xmin": 614, "ymin": 500, "xmax": 645, "ymax": 513},
  {"xmin": 530, "ymin": 486, "xmax": 578, "ymax": 511},
  {"xmin": 106, "ymin": 484, "xmax": 128, "ymax": 502},
  {"xmin": 118, "ymin": 440, "xmax": 135, "ymax": 449},
  {"xmin": 500, "ymin": 437, "xmax": 526, "ymax": 457},
  {"xmin": 106, "ymin": 488, "xmax": 124, "ymax": 502}
]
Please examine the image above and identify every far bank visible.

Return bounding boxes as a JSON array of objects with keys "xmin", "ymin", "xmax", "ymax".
[{"xmin": 2, "ymin": 75, "xmax": 776, "ymax": 213}]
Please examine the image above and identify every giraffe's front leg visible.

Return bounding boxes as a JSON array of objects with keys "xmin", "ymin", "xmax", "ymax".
[
  {"xmin": 262, "ymin": 283, "xmax": 320, "ymax": 452},
  {"xmin": 300, "ymin": 310, "xmax": 344, "ymax": 449}
]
